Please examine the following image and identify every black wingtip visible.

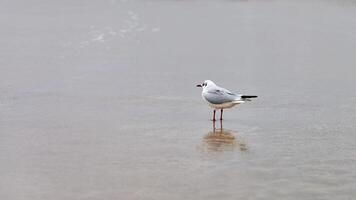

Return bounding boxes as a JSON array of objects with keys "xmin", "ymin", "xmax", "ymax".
[{"xmin": 241, "ymin": 95, "xmax": 258, "ymax": 98}]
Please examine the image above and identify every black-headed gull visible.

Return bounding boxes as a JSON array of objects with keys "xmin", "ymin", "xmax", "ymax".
[{"xmin": 197, "ymin": 80, "xmax": 257, "ymax": 121}]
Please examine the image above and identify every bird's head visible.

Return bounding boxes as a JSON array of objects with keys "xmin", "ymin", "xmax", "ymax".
[{"xmin": 196, "ymin": 80, "xmax": 216, "ymax": 89}]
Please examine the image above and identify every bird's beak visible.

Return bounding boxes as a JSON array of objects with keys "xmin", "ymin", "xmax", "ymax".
[{"xmin": 196, "ymin": 84, "xmax": 202, "ymax": 87}]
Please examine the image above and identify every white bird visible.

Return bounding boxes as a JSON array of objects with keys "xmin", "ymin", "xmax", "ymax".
[{"xmin": 197, "ymin": 80, "xmax": 257, "ymax": 121}]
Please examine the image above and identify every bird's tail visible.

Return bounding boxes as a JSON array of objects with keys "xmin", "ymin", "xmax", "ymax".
[
  {"xmin": 241, "ymin": 95, "xmax": 258, "ymax": 98},
  {"xmin": 241, "ymin": 95, "xmax": 258, "ymax": 101}
]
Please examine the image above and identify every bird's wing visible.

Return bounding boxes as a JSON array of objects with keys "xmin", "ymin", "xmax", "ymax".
[{"xmin": 203, "ymin": 87, "xmax": 239, "ymax": 104}]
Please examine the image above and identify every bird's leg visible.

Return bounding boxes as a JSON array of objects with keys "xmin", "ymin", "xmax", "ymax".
[
  {"xmin": 220, "ymin": 109, "xmax": 223, "ymax": 121},
  {"xmin": 212, "ymin": 120, "xmax": 216, "ymax": 132},
  {"xmin": 212, "ymin": 110, "xmax": 216, "ymax": 121}
]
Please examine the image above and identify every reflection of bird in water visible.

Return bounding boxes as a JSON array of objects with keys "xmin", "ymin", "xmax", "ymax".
[{"xmin": 202, "ymin": 120, "xmax": 248, "ymax": 152}]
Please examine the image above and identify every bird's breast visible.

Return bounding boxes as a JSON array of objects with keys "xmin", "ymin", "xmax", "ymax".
[{"xmin": 207, "ymin": 101, "xmax": 240, "ymax": 109}]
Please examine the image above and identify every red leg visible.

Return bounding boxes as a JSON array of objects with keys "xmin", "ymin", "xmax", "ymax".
[
  {"xmin": 220, "ymin": 109, "xmax": 223, "ymax": 121},
  {"xmin": 212, "ymin": 110, "xmax": 216, "ymax": 121},
  {"xmin": 212, "ymin": 120, "xmax": 216, "ymax": 132}
]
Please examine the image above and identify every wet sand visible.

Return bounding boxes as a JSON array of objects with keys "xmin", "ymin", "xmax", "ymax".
[{"xmin": 1, "ymin": 0, "xmax": 356, "ymax": 199}]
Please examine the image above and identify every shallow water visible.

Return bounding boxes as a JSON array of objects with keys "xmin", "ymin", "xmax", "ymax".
[{"xmin": 1, "ymin": 0, "xmax": 356, "ymax": 199}]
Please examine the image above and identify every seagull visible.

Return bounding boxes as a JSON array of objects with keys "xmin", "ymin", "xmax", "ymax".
[{"xmin": 197, "ymin": 80, "xmax": 257, "ymax": 121}]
